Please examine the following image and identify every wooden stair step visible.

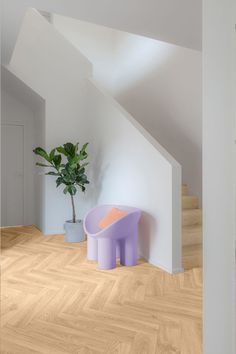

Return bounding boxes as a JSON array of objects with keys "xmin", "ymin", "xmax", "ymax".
[
  {"xmin": 182, "ymin": 184, "xmax": 188, "ymax": 196},
  {"xmin": 182, "ymin": 209, "xmax": 202, "ymax": 226},
  {"xmin": 181, "ymin": 183, "xmax": 202, "ymax": 269},
  {"xmin": 182, "ymin": 224, "xmax": 202, "ymax": 246},
  {"xmin": 182, "ymin": 195, "xmax": 199, "ymax": 210},
  {"xmin": 182, "ymin": 244, "xmax": 202, "ymax": 270}
]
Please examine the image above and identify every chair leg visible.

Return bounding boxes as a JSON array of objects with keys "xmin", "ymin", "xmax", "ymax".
[
  {"xmin": 97, "ymin": 238, "xmax": 116, "ymax": 270},
  {"xmin": 120, "ymin": 228, "xmax": 138, "ymax": 266},
  {"xmin": 87, "ymin": 235, "xmax": 98, "ymax": 261},
  {"xmin": 116, "ymin": 241, "xmax": 121, "ymax": 258}
]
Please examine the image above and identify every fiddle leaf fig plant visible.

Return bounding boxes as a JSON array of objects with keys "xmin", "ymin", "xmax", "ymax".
[{"xmin": 33, "ymin": 142, "xmax": 89, "ymax": 223}]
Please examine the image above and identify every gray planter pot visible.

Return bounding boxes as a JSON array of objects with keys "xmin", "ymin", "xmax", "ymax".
[{"xmin": 64, "ymin": 220, "xmax": 85, "ymax": 243}]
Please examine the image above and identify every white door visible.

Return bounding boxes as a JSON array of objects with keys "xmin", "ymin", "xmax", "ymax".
[{"xmin": 1, "ymin": 125, "xmax": 24, "ymax": 226}]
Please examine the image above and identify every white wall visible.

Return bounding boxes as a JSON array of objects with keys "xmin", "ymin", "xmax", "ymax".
[
  {"xmin": 53, "ymin": 15, "xmax": 202, "ymax": 201},
  {"xmin": 86, "ymin": 80, "xmax": 182, "ymax": 272},
  {"xmin": 52, "ymin": 17, "xmax": 116, "ymax": 93},
  {"xmin": 203, "ymin": 0, "xmax": 236, "ymax": 352}
]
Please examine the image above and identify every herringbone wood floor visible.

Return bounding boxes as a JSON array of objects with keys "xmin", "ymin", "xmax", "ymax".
[{"xmin": 1, "ymin": 226, "xmax": 202, "ymax": 354}]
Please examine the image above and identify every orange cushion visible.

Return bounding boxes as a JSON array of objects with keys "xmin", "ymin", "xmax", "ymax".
[{"xmin": 98, "ymin": 208, "xmax": 128, "ymax": 229}]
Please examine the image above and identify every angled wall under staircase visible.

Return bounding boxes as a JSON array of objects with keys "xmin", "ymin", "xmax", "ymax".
[{"xmin": 8, "ymin": 8, "xmax": 182, "ymax": 273}]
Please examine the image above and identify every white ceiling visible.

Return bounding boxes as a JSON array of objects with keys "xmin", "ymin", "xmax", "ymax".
[{"xmin": 1, "ymin": 0, "xmax": 202, "ymax": 64}]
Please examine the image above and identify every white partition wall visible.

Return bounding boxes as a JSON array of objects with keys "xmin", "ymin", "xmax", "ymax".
[
  {"xmin": 8, "ymin": 8, "xmax": 182, "ymax": 273},
  {"xmin": 203, "ymin": 0, "xmax": 236, "ymax": 352}
]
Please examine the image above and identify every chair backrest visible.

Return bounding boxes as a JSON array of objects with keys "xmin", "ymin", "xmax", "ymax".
[{"xmin": 84, "ymin": 205, "xmax": 141, "ymax": 236}]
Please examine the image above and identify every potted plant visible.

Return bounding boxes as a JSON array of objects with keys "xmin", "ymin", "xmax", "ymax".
[{"xmin": 33, "ymin": 142, "xmax": 89, "ymax": 242}]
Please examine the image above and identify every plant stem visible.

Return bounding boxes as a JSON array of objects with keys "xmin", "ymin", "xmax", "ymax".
[{"xmin": 70, "ymin": 194, "xmax": 76, "ymax": 223}]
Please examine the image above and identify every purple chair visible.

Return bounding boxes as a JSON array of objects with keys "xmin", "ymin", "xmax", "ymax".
[{"xmin": 83, "ymin": 205, "xmax": 141, "ymax": 270}]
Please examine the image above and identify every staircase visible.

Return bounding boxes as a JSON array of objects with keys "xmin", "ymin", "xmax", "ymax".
[{"xmin": 182, "ymin": 184, "xmax": 202, "ymax": 269}]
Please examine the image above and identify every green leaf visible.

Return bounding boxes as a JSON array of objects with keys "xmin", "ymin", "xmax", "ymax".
[
  {"xmin": 68, "ymin": 185, "xmax": 77, "ymax": 195},
  {"xmin": 33, "ymin": 147, "xmax": 51, "ymax": 163},
  {"xmin": 79, "ymin": 162, "xmax": 89, "ymax": 169},
  {"xmin": 36, "ymin": 162, "xmax": 51, "ymax": 167},
  {"xmin": 63, "ymin": 143, "xmax": 75, "ymax": 157},
  {"xmin": 76, "ymin": 171, "xmax": 89, "ymax": 184},
  {"xmin": 68, "ymin": 155, "xmax": 80, "ymax": 167},
  {"xmin": 53, "ymin": 155, "xmax": 62, "ymax": 167},
  {"xmin": 49, "ymin": 148, "xmax": 56, "ymax": 161},
  {"xmin": 56, "ymin": 146, "xmax": 67, "ymax": 156},
  {"xmin": 78, "ymin": 167, "xmax": 85, "ymax": 175},
  {"xmin": 61, "ymin": 169, "xmax": 71, "ymax": 183},
  {"xmin": 81, "ymin": 174, "xmax": 89, "ymax": 181},
  {"xmin": 75, "ymin": 142, "xmax": 79, "ymax": 153},
  {"xmin": 46, "ymin": 171, "xmax": 60, "ymax": 176},
  {"xmin": 63, "ymin": 186, "xmax": 69, "ymax": 194},
  {"xmin": 61, "ymin": 168, "xmax": 67, "ymax": 175},
  {"xmin": 80, "ymin": 143, "xmax": 89, "ymax": 154},
  {"xmin": 78, "ymin": 185, "xmax": 86, "ymax": 192},
  {"xmin": 63, "ymin": 185, "xmax": 77, "ymax": 195},
  {"xmin": 79, "ymin": 153, "xmax": 88, "ymax": 161},
  {"xmin": 76, "ymin": 143, "xmax": 88, "ymax": 162},
  {"xmin": 56, "ymin": 177, "xmax": 63, "ymax": 187}
]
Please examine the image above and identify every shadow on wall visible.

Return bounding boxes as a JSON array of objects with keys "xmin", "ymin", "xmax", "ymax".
[
  {"xmin": 138, "ymin": 211, "xmax": 157, "ymax": 261},
  {"xmin": 114, "ymin": 44, "xmax": 202, "ymax": 202},
  {"xmin": 113, "ymin": 35, "xmax": 175, "ymax": 94},
  {"xmin": 86, "ymin": 146, "xmax": 110, "ymax": 209}
]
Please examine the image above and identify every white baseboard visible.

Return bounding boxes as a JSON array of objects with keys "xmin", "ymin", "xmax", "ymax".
[{"xmin": 139, "ymin": 253, "xmax": 184, "ymax": 274}]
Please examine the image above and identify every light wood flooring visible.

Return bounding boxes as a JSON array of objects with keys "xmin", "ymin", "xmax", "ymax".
[{"xmin": 1, "ymin": 226, "xmax": 202, "ymax": 354}]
